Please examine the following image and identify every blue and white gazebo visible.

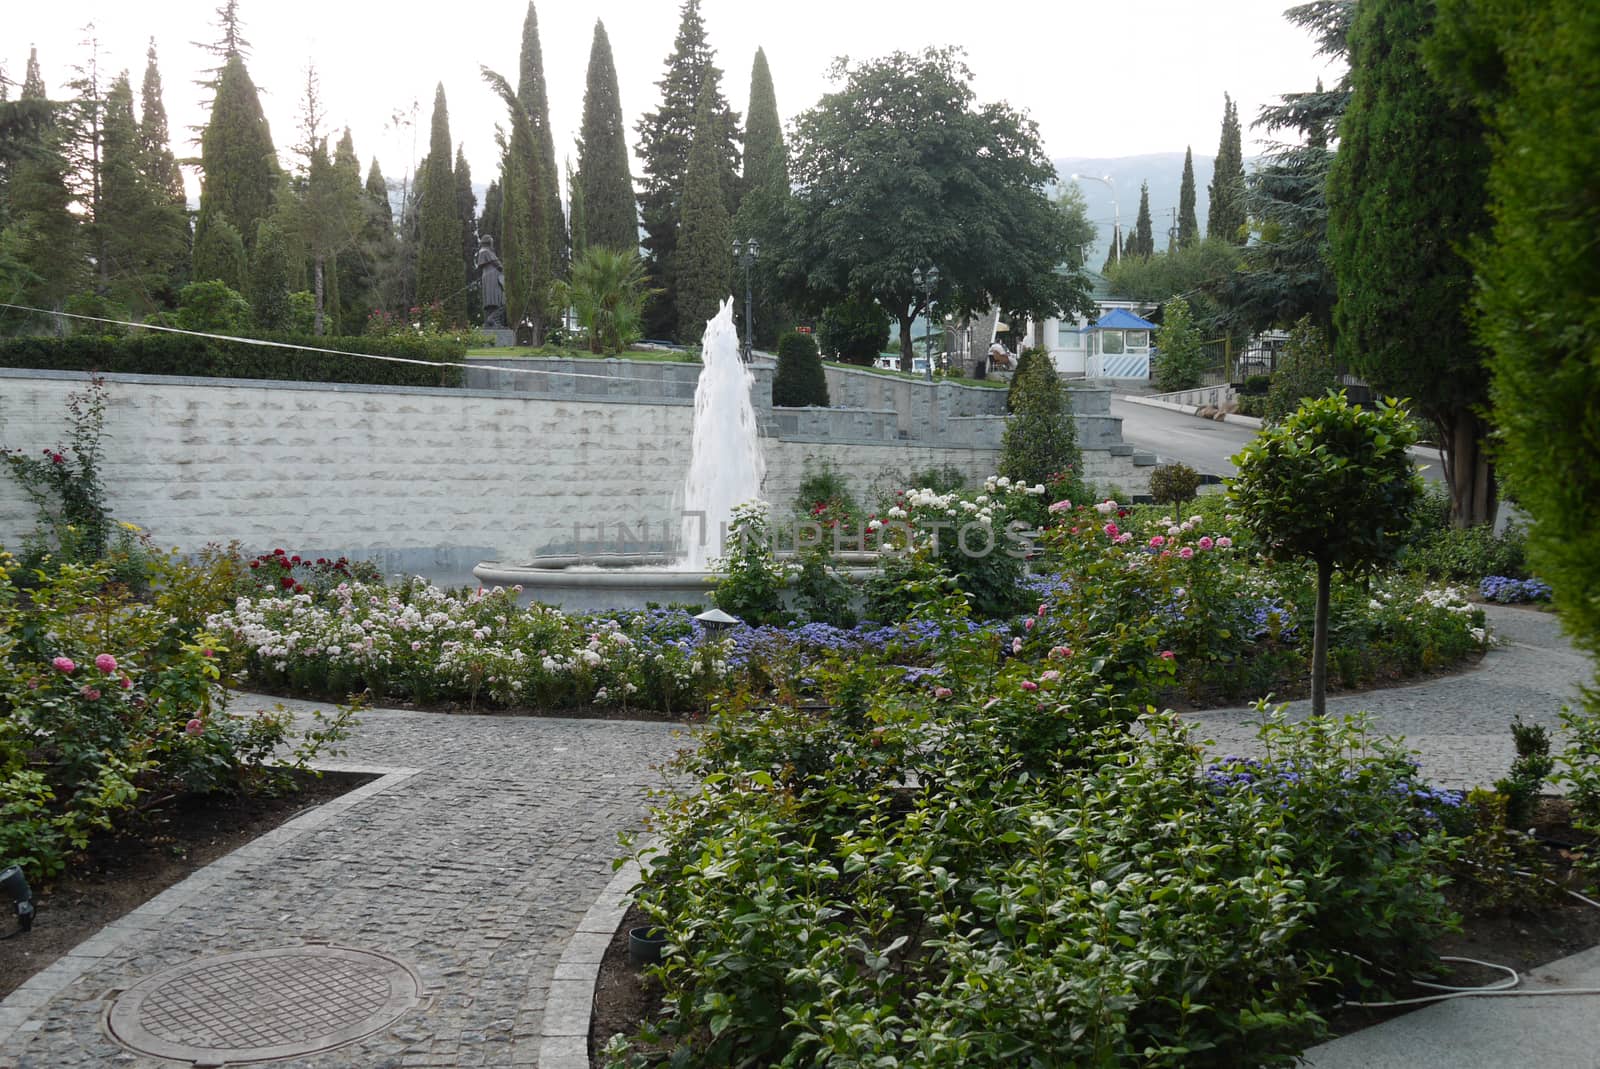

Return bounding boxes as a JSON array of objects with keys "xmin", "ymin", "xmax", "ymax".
[{"xmin": 1085, "ymin": 308, "xmax": 1157, "ymax": 380}]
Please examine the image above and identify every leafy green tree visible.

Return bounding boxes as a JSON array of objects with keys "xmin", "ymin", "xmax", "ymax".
[
  {"xmin": 299, "ymin": 135, "xmax": 362, "ymax": 334},
  {"xmin": 1230, "ymin": 394, "xmax": 1422, "ymax": 715},
  {"xmin": 676, "ymin": 81, "xmax": 733, "ymax": 342},
  {"xmin": 1178, "ymin": 145, "xmax": 1199, "ymax": 247},
  {"xmin": 772, "ymin": 329, "xmax": 829, "ymax": 407},
  {"xmin": 1206, "ymin": 93, "xmax": 1245, "ymax": 243},
  {"xmin": 1132, "ymin": 181, "xmax": 1154, "ymax": 259},
  {"xmin": 636, "ymin": 0, "xmax": 741, "ymax": 340},
  {"xmin": 785, "ymin": 48, "xmax": 1091, "ymax": 369},
  {"xmin": 1327, "ymin": 0, "xmax": 1493, "ymax": 527},
  {"xmin": 247, "ymin": 216, "xmax": 292, "ymax": 330},
  {"xmin": 734, "ymin": 48, "xmax": 789, "ymax": 349},
  {"xmin": 1053, "ymin": 183, "xmax": 1097, "ymax": 269},
  {"xmin": 1105, "ymin": 237, "xmax": 1241, "ymax": 333},
  {"xmin": 517, "ymin": 2, "xmax": 565, "ymax": 279},
  {"xmin": 577, "ymin": 19, "xmax": 636, "ymax": 254},
  {"xmin": 1000, "ymin": 350, "xmax": 1081, "ymax": 493},
  {"xmin": 192, "ymin": 210, "xmax": 246, "ymax": 289},
  {"xmin": 1428, "ymin": 0, "xmax": 1600, "ymax": 671},
  {"xmin": 1264, "ymin": 317, "xmax": 1338, "ymax": 423},
  {"xmin": 175, "ymin": 278, "xmax": 251, "ymax": 333},
  {"xmin": 553, "ymin": 246, "xmax": 652, "ymax": 353},
  {"xmin": 817, "ymin": 296, "xmax": 890, "ymax": 365},
  {"xmin": 1152, "ymin": 296, "xmax": 1207, "ymax": 391},
  {"xmin": 197, "ymin": 53, "xmax": 278, "ymax": 257},
  {"xmin": 415, "ymin": 84, "xmax": 463, "ymax": 323}
]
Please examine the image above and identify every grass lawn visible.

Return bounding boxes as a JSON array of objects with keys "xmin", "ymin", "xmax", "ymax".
[
  {"xmin": 464, "ymin": 346, "xmax": 698, "ymax": 364},
  {"xmin": 843, "ymin": 360, "xmax": 1008, "ymax": 388}
]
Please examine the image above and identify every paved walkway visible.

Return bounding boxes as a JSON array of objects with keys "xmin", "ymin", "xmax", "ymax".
[
  {"xmin": 0, "ymin": 702, "xmax": 685, "ymax": 1068},
  {"xmin": 1188, "ymin": 603, "xmax": 1590, "ymax": 789},
  {"xmin": 0, "ymin": 603, "xmax": 1590, "ymax": 1067}
]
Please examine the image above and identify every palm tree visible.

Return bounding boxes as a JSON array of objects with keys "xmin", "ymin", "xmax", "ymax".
[{"xmin": 558, "ymin": 247, "xmax": 654, "ymax": 353}]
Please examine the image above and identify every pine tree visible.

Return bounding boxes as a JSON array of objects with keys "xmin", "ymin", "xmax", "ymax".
[
  {"xmin": 98, "ymin": 72, "xmax": 186, "ymax": 315},
  {"xmin": 365, "ymin": 159, "xmax": 392, "ymax": 229},
  {"xmin": 577, "ymin": 20, "xmax": 635, "ymax": 254},
  {"xmin": 328, "ymin": 129, "xmax": 365, "ymax": 328},
  {"xmin": 197, "ymin": 53, "xmax": 278, "ymax": 256},
  {"xmin": 192, "ymin": 210, "xmax": 246, "ymax": 288},
  {"xmin": 675, "ymin": 80, "xmax": 732, "ymax": 341},
  {"xmin": 636, "ymin": 0, "xmax": 741, "ymax": 339},
  {"xmin": 7, "ymin": 48, "xmax": 89, "ymax": 315},
  {"xmin": 454, "ymin": 144, "xmax": 477, "ymax": 318},
  {"xmin": 1178, "ymin": 145, "xmax": 1199, "ymax": 247},
  {"xmin": 415, "ymin": 84, "xmax": 462, "ymax": 322},
  {"xmin": 1133, "ymin": 181, "xmax": 1154, "ymax": 259},
  {"xmin": 734, "ymin": 47, "xmax": 788, "ymax": 349},
  {"xmin": 64, "ymin": 31, "xmax": 109, "ymax": 292},
  {"xmin": 517, "ymin": 3, "xmax": 565, "ymax": 279},
  {"xmin": 1207, "ymin": 94, "xmax": 1246, "ymax": 243},
  {"xmin": 248, "ymin": 215, "xmax": 292, "ymax": 329},
  {"xmin": 360, "ymin": 157, "xmax": 397, "ymax": 316},
  {"xmin": 139, "ymin": 40, "xmax": 186, "ymax": 208},
  {"xmin": 1101, "ymin": 224, "xmax": 1120, "ymax": 274}
]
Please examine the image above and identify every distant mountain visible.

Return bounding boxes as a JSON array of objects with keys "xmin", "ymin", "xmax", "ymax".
[{"xmin": 1052, "ymin": 153, "xmax": 1225, "ymax": 269}]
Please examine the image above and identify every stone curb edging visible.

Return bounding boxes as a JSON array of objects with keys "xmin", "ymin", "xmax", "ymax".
[
  {"xmin": 1118, "ymin": 391, "xmax": 1265, "ymax": 428},
  {"xmin": 537, "ymin": 839, "xmax": 659, "ymax": 1069},
  {"xmin": 0, "ymin": 764, "xmax": 421, "ymax": 1050}
]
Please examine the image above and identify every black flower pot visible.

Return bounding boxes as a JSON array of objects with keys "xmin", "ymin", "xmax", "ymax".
[{"xmin": 628, "ymin": 926, "xmax": 668, "ymax": 966}]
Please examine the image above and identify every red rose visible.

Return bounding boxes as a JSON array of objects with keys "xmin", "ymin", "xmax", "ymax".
[{"xmin": 281, "ymin": 576, "xmax": 295, "ymax": 589}]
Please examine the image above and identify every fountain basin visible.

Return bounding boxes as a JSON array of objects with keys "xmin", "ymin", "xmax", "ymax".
[{"xmin": 472, "ymin": 557, "xmax": 877, "ymax": 613}]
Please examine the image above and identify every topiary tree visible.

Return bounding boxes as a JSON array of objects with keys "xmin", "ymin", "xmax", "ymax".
[
  {"xmin": 1006, "ymin": 347, "xmax": 1050, "ymax": 413},
  {"xmin": 1230, "ymin": 393, "xmax": 1422, "ymax": 715},
  {"xmin": 1000, "ymin": 352, "xmax": 1080, "ymax": 494},
  {"xmin": 175, "ymin": 280, "xmax": 252, "ymax": 334},
  {"xmin": 1264, "ymin": 316, "xmax": 1339, "ymax": 423},
  {"xmin": 1152, "ymin": 296, "xmax": 1207, "ymax": 392},
  {"xmin": 1148, "ymin": 463, "xmax": 1202, "ymax": 505},
  {"xmin": 817, "ymin": 296, "xmax": 890, "ymax": 366},
  {"xmin": 772, "ymin": 330, "xmax": 829, "ymax": 408}
]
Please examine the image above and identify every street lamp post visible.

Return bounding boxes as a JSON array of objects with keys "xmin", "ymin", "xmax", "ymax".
[
  {"xmin": 733, "ymin": 238, "xmax": 760, "ymax": 360},
  {"xmin": 912, "ymin": 265, "xmax": 940, "ymax": 382},
  {"xmin": 1070, "ymin": 172, "xmax": 1119, "ymax": 267}
]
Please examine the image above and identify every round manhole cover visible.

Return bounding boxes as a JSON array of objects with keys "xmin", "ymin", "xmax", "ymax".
[{"xmin": 107, "ymin": 945, "xmax": 422, "ymax": 1063}]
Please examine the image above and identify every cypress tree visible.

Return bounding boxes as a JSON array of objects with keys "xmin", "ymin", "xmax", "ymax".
[
  {"xmin": 1328, "ymin": 0, "xmax": 1493, "ymax": 526},
  {"xmin": 192, "ymin": 210, "xmax": 246, "ymax": 288},
  {"xmin": 1133, "ymin": 181, "xmax": 1154, "ymax": 258},
  {"xmin": 483, "ymin": 68, "xmax": 549, "ymax": 337},
  {"xmin": 415, "ymin": 84, "xmax": 463, "ymax": 322},
  {"xmin": 1207, "ymin": 94, "xmax": 1246, "ymax": 243},
  {"xmin": 365, "ymin": 158, "xmax": 392, "ymax": 229},
  {"xmin": 772, "ymin": 330, "xmax": 829, "ymax": 407},
  {"xmin": 8, "ymin": 48, "xmax": 89, "ymax": 314},
  {"xmin": 1178, "ymin": 145, "xmax": 1199, "ymax": 247},
  {"xmin": 329, "ymin": 129, "xmax": 365, "ymax": 328},
  {"xmin": 577, "ymin": 20, "xmax": 636, "ymax": 253},
  {"xmin": 636, "ymin": 0, "xmax": 741, "ymax": 339},
  {"xmin": 566, "ymin": 158, "xmax": 587, "ymax": 260},
  {"xmin": 138, "ymin": 40, "xmax": 185, "ymax": 208},
  {"xmin": 197, "ymin": 53, "xmax": 278, "ymax": 255},
  {"xmin": 98, "ymin": 72, "xmax": 184, "ymax": 316},
  {"xmin": 517, "ymin": 3, "xmax": 565, "ymax": 278},
  {"xmin": 479, "ymin": 179, "xmax": 501, "ymax": 255},
  {"xmin": 734, "ymin": 47, "xmax": 788, "ymax": 349},
  {"xmin": 455, "ymin": 144, "xmax": 477, "ymax": 315},
  {"xmin": 248, "ymin": 215, "xmax": 292, "ymax": 329},
  {"xmin": 361, "ymin": 158, "xmax": 397, "ymax": 317},
  {"xmin": 676, "ymin": 80, "xmax": 732, "ymax": 341}
]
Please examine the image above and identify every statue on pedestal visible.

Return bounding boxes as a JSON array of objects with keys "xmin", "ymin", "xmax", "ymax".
[{"xmin": 477, "ymin": 234, "xmax": 506, "ymax": 329}]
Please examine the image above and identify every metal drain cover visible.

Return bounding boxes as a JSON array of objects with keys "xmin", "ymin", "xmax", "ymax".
[{"xmin": 107, "ymin": 945, "xmax": 422, "ymax": 1064}]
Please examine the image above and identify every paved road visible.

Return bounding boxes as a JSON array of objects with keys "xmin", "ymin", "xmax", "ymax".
[{"xmin": 1112, "ymin": 395, "xmax": 1447, "ymax": 484}]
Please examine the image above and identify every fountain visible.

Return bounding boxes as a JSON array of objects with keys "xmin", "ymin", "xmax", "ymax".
[{"xmin": 474, "ymin": 299, "xmax": 808, "ymax": 611}]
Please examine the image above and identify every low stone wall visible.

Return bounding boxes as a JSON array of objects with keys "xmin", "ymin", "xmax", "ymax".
[{"xmin": 1145, "ymin": 383, "xmax": 1239, "ymax": 409}]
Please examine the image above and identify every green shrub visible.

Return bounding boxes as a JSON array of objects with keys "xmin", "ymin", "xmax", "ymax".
[
  {"xmin": 0, "ymin": 331, "xmax": 467, "ymax": 388},
  {"xmin": 1152, "ymin": 295, "xmax": 1208, "ymax": 391},
  {"xmin": 1240, "ymin": 373, "xmax": 1272, "ymax": 396},
  {"xmin": 1403, "ymin": 487, "xmax": 1529, "ymax": 579},
  {"xmin": 1264, "ymin": 317, "xmax": 1339, "ymax": 423},
  {"xmin": 175, "ymin": 280, "xmax": 252, "ymax": 334},
  {"xmin": 712, "ymin": 504, "xmax": 790, "ymax": 625},
  {"xmin": 1148, "ymin": 461, "xmax": 1202, "ymax": 504},
  {"xmin": 1004, "ymin": 346, "xmax": 1049, "ymax": 412},
  {"xmin": 1000, "ymin": 352, "xmax": 1080, "ymax": 494},
  {"xmin": 1236, "ymin": 394, "xmax": 1267, "ymax": 417},
  {"xmin": 816, "ymin": 296, "xmax": 890, "ymax": 366},
  {"xmin": 772, "ymin": 330, "xmax": 829, "ymax": 407}
]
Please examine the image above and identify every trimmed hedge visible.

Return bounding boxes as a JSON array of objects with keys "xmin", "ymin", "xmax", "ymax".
[{"xmin": 0, "ymin": 332, "xmax": 467, "ymax": 388}]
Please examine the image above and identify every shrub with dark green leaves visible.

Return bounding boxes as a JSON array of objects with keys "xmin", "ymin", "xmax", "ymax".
[
  {"xmin": 175, "ymin": 280, "xmax": 252, "ymax": 334},
  {"xmin": 1000, "ymin": 353, "xmax": 1080, "ymax": 494},
  {"xmin": 771, "ymin": 330, "xmax": 830, "ymax": 407},
  {"xmin": 1149, "ymin": 461, "xmax": 1202, "ymax": 504},
  {"xmin": 1264, "ymin": 317, "xmax": 1339, "ymax": 423},
  {"xmin": 816, "ymin": 296, "xmax": 890, "ymax": 366}
]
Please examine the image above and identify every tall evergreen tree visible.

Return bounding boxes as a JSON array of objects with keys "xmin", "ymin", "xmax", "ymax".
[
  {"xmin": 733, "ymin": 47, "xmax": 788, "ymax": 348},
  {"xmin": 247, "ymin": 215, "xmax": 292, "ymax": 329},
  {"xmin": 517, "ymin": 3, "xmax": 565, "ymax": 279},
  {"xmin": 478, "ymin": 179, "xmax": 501, "ymax": 255},
  {"xmin": 138, "ymin": 40, "xmax": 185, "ymax": 208},
  {"xmin": 483, "ymin": 68, "xmax": 550, "ymax": 338},
  {"xmin": 577, "ymin": 20, "xmax": 636, "ymax": 253},
  {"xmin": 1328, "ymin": 0, "xmax": 1493, "ymax": 526},
  {"xmin": 6, "ymin": 48, "xmax": 89, "ymax": 315},
  {"xmin": 366, "ymin": 158, "xmax": 392, "ymax": 229},
  {"xmin": 636, "ymin": 0, "xmax": 741, "ymax": 339},
  {"xmin": 360, "ymin": 157, "xmax": 398, "ymax": 315},
  {"xmin": 191, "ymin": 210, "xmax": 246, "ymax": 288},
  {"xmin": 64, "ymin": 31, "xmax": 108, "ymax": 292},
  {"xmin": 415, "ymin": 84, "xmax": 463, "ymax": 322},
  {"xmin": 98, "ymin": 72, "xmax": 186, "ymax": 315},
  {"xmin": 1133, "ymin": 181, "xmax": 1154, "ymax": 259},
  {"xmin": 675, "ymin": 80, "xmax": 732, "ymax": 340},
  {"xmin": 1178, "ymin": 145, "xmax": 1199, "ymax": 247},
  {"xmin": 1206, "ymin": 93, "xmax": 1246, "ymax": 243},
  {"xmin": 566, "ymin": 158, "xmax": 586, "ymax": 260},
  {"xmin": 454, "ymin": 144, "xmax": 477, "ymax": 316},
  {"xmin": 196, "ymin": 53, "xmax": 278, "ymax": 257}
]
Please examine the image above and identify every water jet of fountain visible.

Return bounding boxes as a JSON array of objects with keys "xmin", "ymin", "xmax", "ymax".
[{"xmin": 680, "ymin": 298, "xmax": 765, "ymax": 570}]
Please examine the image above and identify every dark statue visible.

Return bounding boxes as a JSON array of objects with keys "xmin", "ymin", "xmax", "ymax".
[{"xmin": 477, "ymin": 234, "xmax": 506, "ymax": 329}]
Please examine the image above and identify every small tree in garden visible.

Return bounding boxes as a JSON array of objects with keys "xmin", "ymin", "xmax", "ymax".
[
  {"xmin": 1230, "ymin": 392, "xmax": 1422, "ymax": 715},
  {"xmin": 816, "ymin": 296, "xmax": 890, "ymax": 365},
  {"xmin": 772, "ymin": 330, "xmax": 829, "ymax": 407},
  {"xmin": 553, "ymin": 247, "xmax": 652, "ymax": 353},
  {"xmin": 1000, "ymin": 352, "xmax": 1081, "ymax": 495},
  {"xmin": 1152, "ymin": 296, "xmax": 1207, "ymax": 392},
  {"xmin": 1264, "ymin": 317, "xmax": 1339, "ymax": 423}
]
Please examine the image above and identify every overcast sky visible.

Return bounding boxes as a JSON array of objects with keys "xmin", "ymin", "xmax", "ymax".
[{"xmin": 8, "ymin": 0, "xmax": 1344, "ymax": 206}]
